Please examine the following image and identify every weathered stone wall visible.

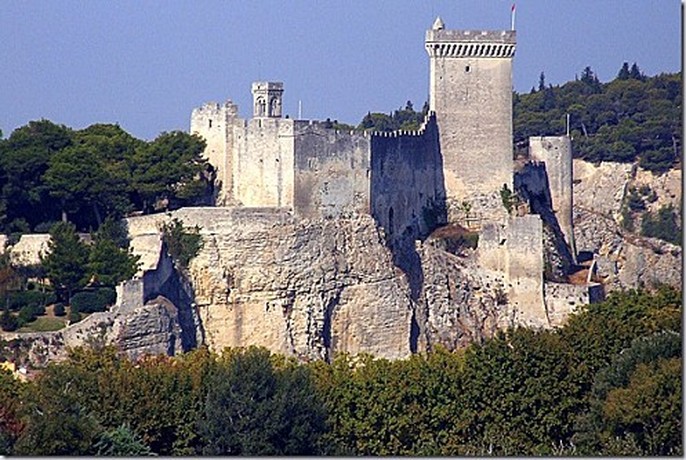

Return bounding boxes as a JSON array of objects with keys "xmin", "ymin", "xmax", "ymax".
[
  {"xmin": 543, "ymin": 281, "xmax": 603, "ymax": 328},
  {"xmin": 426, "ymin": 25, "xmax": 515, "ymax": 218},
  {"xmin": 370, "ymin": 113, "xmax": 444, "ymax": 240},
  {"xmin": 9, "ymin": 234, "xmax": 51, "ymax": 266},
  {"xmin": 529, "ymin": 136, "xmax": 575, "ymax": 256},
  {"xmin": 505, "ymin": 215, "xmax": 547, "ymax": 327},
  {"xmin": 232, "ymin": 117, "xmax": 295, "ymax": 208},
  {"xmin": 293, "ymin": 122, "xmax": 371, "ymax": 218},
  {"xmin": 190, "ymin": 101, "xmax": 238, "ymax": 205}
]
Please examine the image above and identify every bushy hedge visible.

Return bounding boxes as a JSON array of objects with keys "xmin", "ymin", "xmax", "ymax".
[
  {"xmin": 3, "ymin": 291, "xmax": 57, "ymax": 312},
  {"xmin": 70, "ymin": 288, "xmax": 117, "ymax": 314}
]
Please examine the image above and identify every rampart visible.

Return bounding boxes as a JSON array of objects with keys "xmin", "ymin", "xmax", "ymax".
[
  {"xmin": 293, "ymin": 121, "xmax": 371, "ymax": 218},
  {"xmin": 370, "ymin": 112, "xmax": 444, "ymax": 240},
  {"xmin": 529, "ymin": 136, "xmax": 575, "ymax": 258}
]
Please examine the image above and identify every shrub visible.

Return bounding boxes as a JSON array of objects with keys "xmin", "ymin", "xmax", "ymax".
[
  {"xmin": 641, "ymin": 204, "xmax": 681, "ymax": 245},
  {"xmin": 0, "ymin": 308, "xmax": 18, "ymax": 332},
  {"xmin": 70, "ymin": 288, "xmax": 116, "ymax": 314},
  {"xmin": 4, "ymin": 290, "xmax": 56, "ymax": 312},
  {"xmin": 53, "ymin": 303, "xmax": 66, "ymax": 317},
  {"xmin": 68, "ymin": 305, "xmax": 81, "ymax": 324},
  {"xmin": 17, "ymin": 305, "xmax": 37, "ymax": 326}
]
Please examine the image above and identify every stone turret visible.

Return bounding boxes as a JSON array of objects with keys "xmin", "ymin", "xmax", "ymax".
[
  {"xmin": 426, "ymin": 19, "xmax": 516, "ymax": 224},
  {"xmin": 252, "ymin": 81, "xmax": 284, "ymax": 118}
]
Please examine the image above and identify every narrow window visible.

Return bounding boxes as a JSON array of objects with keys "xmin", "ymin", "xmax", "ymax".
[
  {"xmin": 465, "ymin": 65, "xmax": 471, "ymax": 73},
  {"xmin": 208, "ymin": 119, "xmax": 213, "ymax": 128}
]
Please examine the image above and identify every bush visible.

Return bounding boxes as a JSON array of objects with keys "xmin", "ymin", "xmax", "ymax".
[
  {"xmin": 70, "ymin": 288, "xmax": 116, "ymax": 314},
  {"xmin": 53, "ymin": 303, "xmax": 66, "ymax": 317},
  {"xmin": 641, "ymin": 204, "xmax": 681, "ymax": 245},
  {"xmin": 17, "ymin": 305, "xmax": 37, "ymax": 326},
  {"xmin": 68, "ymin": 305, "xmax": 81, "ymax": 324},
  {"xmin": 0, "ymin": 308, "xmax": 18, "ymax": 332},
  {"xmin": 4, "ymin": 290, "xmax": 56, "ymax": 312}
]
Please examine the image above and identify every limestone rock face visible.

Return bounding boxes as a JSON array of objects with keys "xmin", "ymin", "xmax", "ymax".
[
  {"xmin": 185, "ymin": 212, "xmax": 413, "ymax": 361},
  {"xmin": 574, "ymin": 206, "xmax": 681, "ymax": 292},
  {"xmin": 115, "ymin": 296, "xmax": 184, "ymax": 360},
  {"xmin": 573, "ymin": 160, "xmax": 633, "ymax": 220},
  {"xmin": 418, "ymin": 242, "xmax": 509, "ymax": 350}
]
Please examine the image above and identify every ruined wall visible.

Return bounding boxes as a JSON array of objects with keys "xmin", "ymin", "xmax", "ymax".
[
  {"xmin": 505, "ymin": 215, "xmax": 547, "ymax": 327},
  {"xmin": 477, "ymin": 222, "xmax": 506, "ymax": 272},
  {"xmin": 190, "ymin": 101, "xmax": 238, "ymax": 205},
  {"xmin": 426, "ymin": 26, "xmax": 516, "ymax": 219},
  {"xmin": 543, "ymin": 281, "xmax": 603, "ymax": 328},
  {"xmin": 370, "ymin": 113, "xmax": 444, "ymax": 240},
  {"xmin": 293, "ymin": 122, "xmax": 371, "ymax": 218},
  {"xmin": 9, "ymin": 234, "xmax": 51, "ymax": 266},
  {"xmin": 529, "ymin": 136, "xmax": 575, "ymax": 255},
  {"xmin": 232, "ymin": 118, "xmax": 295, "ymax": 208}
]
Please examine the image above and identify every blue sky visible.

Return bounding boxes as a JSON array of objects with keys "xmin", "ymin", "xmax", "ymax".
[{"xmin": 0, "ymin": 0, "xmax": 681, "ymax": 140}]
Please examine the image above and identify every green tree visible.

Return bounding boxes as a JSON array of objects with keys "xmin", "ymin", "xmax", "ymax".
[
  {"xmin": 13, "ymin": 364, "xmax": 103, "ymax": 455},
  {"xmin": 198, "ymin": 347, "xmax": 327, "ymax": 455},
  {"xmin": 92, "ymin": 423, "xmax": 154, "ymax": 456},
  {"xmin": 130, "ymin": 131, "xmax": 208, "ymax": 212},
  {"xmin": 41, "ymin": 222, "xmax": 89, "ymax": 302},
  {"xmin": 159, "ymin": 218, "xmax": 203, "ymax": 270},
  {"xmin": 88, "ymin": 217, "xmax": 140, "ymax": 286},
  {"xmin": 617, "ymin": 62, "xmax": 631, "ymax": 80},
  {"xmin": 0, "ymin": 120, "xmax": 73, "ymax": 231}
]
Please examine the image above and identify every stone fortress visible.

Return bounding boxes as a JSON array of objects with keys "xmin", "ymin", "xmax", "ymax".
[
  {"xmin": 183, "ymin": 16, "xmax": 595, "ymax": 324},
  {"xmin": 22, "ymin": 16, "xmax": 684, "ymax": 364}
]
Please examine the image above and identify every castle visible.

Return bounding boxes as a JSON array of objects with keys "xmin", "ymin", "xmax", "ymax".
[{"xmin": 188, "ymin": 17, "xmax": 596, "ymax": 328}]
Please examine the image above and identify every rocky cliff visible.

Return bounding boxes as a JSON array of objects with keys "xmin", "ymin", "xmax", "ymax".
[{"xmin": 573, "ymin": 160, "xmax": 681, "ymax": 291}]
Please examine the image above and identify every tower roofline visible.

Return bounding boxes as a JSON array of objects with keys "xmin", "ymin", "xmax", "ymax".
[{"xmin": 426, "ymin": 29, "xmax": 516, "ymax": 44}]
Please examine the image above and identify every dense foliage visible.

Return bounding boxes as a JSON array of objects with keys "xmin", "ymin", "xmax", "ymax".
[
  {"xmin": 514, "ymin": 64, "xmax": 681, "ymax": 172},
  {"xmin": 0, "ymin": 287, "xmax": 680, "ymax": 456},
  {"xmin": 0, "ymin": 121, "xmax": 212, "ymax": 233}
]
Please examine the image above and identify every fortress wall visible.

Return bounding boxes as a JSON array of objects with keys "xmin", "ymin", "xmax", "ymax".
[
  {"xmin": 477, "ymin": 222, "xmax": 506, "ymax": 272},
  {"xmin": 233, "ymin": 118, "xmax": 295, "ymax": 208},
  {"xmin": 505, "ymin": 215, "xmax": 547, "ymax": 327},
  {"xmin": 293, "ymin": 122, "xmax": 371, "ymax": 219},
  {"xmin": 191, "ymin": 102, "xmax": 238, "ymax": 205},
  {"xmin": 529, "ymin": 136, "xmax": 575, "ymax": 256},
  {"xmin": 543, "ymin": 281, "xmax": 603, "ymax": 327},
  {"xmin": 370, "ymin": 115, "xmax": 443, "ymax": 239},
  {"xmin": 123, "ymin": 207, "xmax": 293, "ymax": 238}
]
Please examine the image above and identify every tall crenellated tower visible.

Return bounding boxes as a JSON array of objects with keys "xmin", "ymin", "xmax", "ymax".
[
  {"xmin": 425, "ymin": 17, "xmax": 516, "ymax": 224},
  {"xmin": 252, "ymin": 81, "xmax": 284, "ymax": 118}
]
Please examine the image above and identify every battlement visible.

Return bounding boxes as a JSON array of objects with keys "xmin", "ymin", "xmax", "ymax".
[
  {"xmin": 426, "ymin": 23, "xmax": 516, "ymax": 58},
  {"xmin": 191, "ymin": 100, "xmax": 239, "ymax": 118},
  {"xmin": 370, "ymin": 111, "xmax": 437, "ymax": 138}
]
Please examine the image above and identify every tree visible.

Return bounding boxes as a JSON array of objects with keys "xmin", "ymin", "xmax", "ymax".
[
  {"xmin": 198, "ymin": 347, "xmax": 327, "ymax": 455},
  {"xmin": 538, "ymin": 71, "xmax": 546, "ymax": 91},
  {"xmin": 159, "ymin": 218, "xmax": 203, "ymax": 270},
  {"xmin": 0, "ymin": 306, "xmax": 18, "ymax": 332},
  {"xmin": 130, "ymin": 131, "xmax": 208, "ymax": 212},
  {"xmin": 41, "ymin": 222, "xmax": 89, "ymax": 302},
  {"xmin": 88, "ymin": 218, "xmax": 140, "ymax": 286},
  {"xmin": 92, "ymin": 423, "xmax": 154, "ymax": 456},
  {"xmin": 0, "ymin": 120, "xmax": 73, "ymax": 231},
  {"xmin": 617, "ymin": 62, "xmax": 631, "ymax": 80}
]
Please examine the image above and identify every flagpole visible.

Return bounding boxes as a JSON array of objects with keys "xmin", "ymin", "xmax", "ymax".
[{"xmin": 511, "ymin": 3, "xmax": 516, "ymax": 30}]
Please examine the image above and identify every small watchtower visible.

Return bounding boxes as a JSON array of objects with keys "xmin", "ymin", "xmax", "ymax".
[{"xmin": 252, "ymin": 81, "xmax": 284, "ymax": 118}]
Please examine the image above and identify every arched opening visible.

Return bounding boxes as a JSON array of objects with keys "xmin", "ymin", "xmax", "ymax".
[{"xmin": 255, "ymin": 97, "xmax": 266, "ymax": 117}]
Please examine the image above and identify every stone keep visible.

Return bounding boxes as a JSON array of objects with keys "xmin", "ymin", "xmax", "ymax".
[{"xmin": 425, "ymin": 17, "xmax": 516, "ymax": 219}]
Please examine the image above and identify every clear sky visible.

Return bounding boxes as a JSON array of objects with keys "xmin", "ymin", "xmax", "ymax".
[{"xmin": 0, "ymin": 0, "xmax": 681, "ymax": 140}]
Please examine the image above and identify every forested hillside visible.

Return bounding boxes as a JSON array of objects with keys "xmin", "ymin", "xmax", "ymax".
[
  {"xmin": 515, "ymin": 63, "xmax": 681, "ymax": 173},
  {"xmin": 0, "ymin": 287, "xmax": 681, "ymax": 456}
]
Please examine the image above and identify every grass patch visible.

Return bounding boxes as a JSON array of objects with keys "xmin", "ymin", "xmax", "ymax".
[{"xmin": 17, "ymin": 316, "xmax": 67, "ymax": 332}]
